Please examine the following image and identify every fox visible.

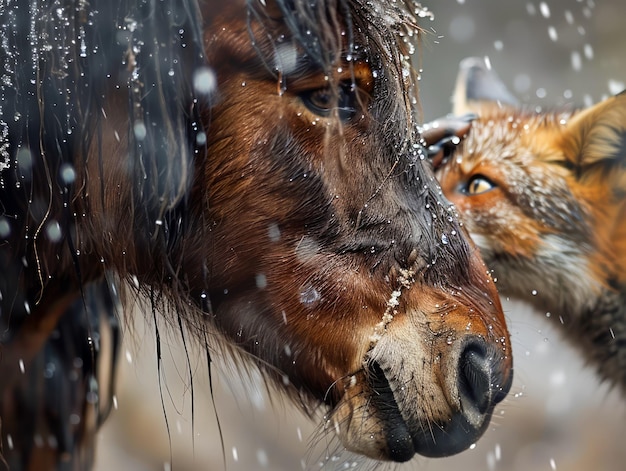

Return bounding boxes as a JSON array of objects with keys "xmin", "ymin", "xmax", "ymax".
[{"xmin": 433, "ymin": 57, "xmax": 626, "ymax": 393}]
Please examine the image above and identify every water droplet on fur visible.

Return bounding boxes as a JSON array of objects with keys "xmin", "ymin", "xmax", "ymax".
[
  {"xmin": 16, "ymin": 148, "xmax": 32, "ymax": 172},
  {"xmin": 300, "ymin": 285, "xmax": 321, "ymax": 306},
  {"xmin": 0, "ymin": 218, "xmax": 10, "ymax": 238},
  {"xmin": 45, "ymin": 220, "xmax": 62, "ymax": 242},
  {"xmin": 133, "ymin": 121, "xmax": 147, "ymax": 140},
  {"xmin": 193, "ymin": 67, "xmax": 216, "ymax": 95},
  {"xmin": 268, "ymin": 223, "xmax": 281, "ymax": 242},
  {"xmin": 196, "ymin": 131, "xmax": 207, "ymax": 146},
  {"xmin": 255, "ymin": 273, "xmax": 267, "ymax": 289},
  {"xmin": 43, "ymin": 362, "xmax": 55, "ymax": 379}
]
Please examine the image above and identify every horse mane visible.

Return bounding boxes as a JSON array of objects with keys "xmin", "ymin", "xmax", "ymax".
[
  {"xmin": 0, "ymin": 1, "xmax": 447, "ymax": 385},
  {"xmin": 0, "ymin": 2, "xmax": 516, "ymax": 468},
  {"xmin": 0, "ymin": 0, "xmax": 428, "ymax": 306}
]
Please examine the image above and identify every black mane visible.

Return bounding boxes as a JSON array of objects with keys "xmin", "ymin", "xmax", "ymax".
[
  {"xmin": 0, "ymin": 1, "xmax": 447, "ymax": 469},
  {"xmin": 1, "ymin": 0, "xmax": 426, "ymax": 285}
]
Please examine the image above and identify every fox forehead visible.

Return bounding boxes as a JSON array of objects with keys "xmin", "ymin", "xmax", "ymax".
[
  {"xmin": 457, "ymin": 104, "xmax": 573, "ymax": 170},
  {"xmin": 446, "ymin": 103, "xmax": 592, "ymax": 237}
]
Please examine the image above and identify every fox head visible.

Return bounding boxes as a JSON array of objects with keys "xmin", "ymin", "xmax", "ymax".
[{"xmin": 435, "ymin": 58, "xmax": 626, "ymax": 316}]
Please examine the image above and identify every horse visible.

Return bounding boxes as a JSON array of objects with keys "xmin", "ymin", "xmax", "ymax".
[{"xmin": 0, "ymin": 1, "xmax": 513, "ymax": 469}]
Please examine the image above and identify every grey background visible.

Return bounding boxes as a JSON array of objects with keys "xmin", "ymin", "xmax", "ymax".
[{"xmin": 420, "ymin": 0, "xmax": 625, "ymax": 119}]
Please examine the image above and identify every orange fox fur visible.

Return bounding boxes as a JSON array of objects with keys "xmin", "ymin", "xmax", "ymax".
[{"xmin": 436, "ymin": 57, "xmax": 626, "ymax": 391}]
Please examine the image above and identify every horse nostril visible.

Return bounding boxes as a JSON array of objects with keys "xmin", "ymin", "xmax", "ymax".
[
  {"xmin": 458, "ymin": 340, "xmax": 504, "ymax": 415},
  {"xmin": 359, "ymin": 336, "xmax": 512, "ymax": 460}
]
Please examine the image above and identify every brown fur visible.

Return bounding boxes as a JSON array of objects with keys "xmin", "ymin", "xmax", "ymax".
[
  {"xmin": 436, "ymin": 57, "xmax": 626, "ymax": 392},
  {"xmin": 0, "ymin": 4, "xmax": 512, "ymax": 469}
]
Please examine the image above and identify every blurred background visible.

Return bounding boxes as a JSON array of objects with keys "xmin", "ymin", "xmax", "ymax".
[
  {"xmin": 418, "ymin": 0, "xmax": 625, "ymax": 117},
  {"xmin": 95, "ymin": 1, "xmax": 626, "ymax": 470}
]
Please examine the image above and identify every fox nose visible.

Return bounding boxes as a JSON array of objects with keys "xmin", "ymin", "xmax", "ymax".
[{"xmin": 458, "ymin": 338, "xmax": 511, "ymax": 417}]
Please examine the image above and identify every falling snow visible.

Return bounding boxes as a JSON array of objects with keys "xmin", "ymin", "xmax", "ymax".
[
  {"xmin": 193, "ymin": 67, "xmax": 216, "ymax": 95},
  {"xmin": 2, "ymin": 0, "xmax": 622, "ymax": 469}
]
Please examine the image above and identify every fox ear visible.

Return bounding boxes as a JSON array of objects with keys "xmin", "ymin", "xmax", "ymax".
[
  {"xmin": 452, "ymin": 57, "xmax": 519, "ymax": 115},
  {"xmin": 562, "ymin": 91, "xmax": 626, "ymax": 169}
]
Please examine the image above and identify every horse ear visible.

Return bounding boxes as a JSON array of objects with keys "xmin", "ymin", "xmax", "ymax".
[
  {"xmin": 561, "ymin": 91, "xmax": 626, "ymax": 169},
  {"xmin": 452, "ymin": 57, "xmax": 519, "ymax": 115}
]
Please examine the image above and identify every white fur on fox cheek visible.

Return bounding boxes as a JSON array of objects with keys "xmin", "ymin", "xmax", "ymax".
[
  {"xmin": 472, "ymin": 231, "xmax": 602, "ymax": 316},
  {"xmin": 533, "ymin": 234, "xmax": 603, "ymax": 312}
]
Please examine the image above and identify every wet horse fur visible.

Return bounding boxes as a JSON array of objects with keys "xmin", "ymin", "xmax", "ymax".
[{"xmin": 0, "ymin": 0, "xmax": 512, "ymax": 469}]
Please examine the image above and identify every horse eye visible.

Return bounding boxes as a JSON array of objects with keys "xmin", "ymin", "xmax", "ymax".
[
  {"xmin": 300, "ymin": 82, "xmax": 357, "ymax": 121},
  {"xmin": 464, "ymin": 174, "xmax": 496, "ymax": 195}
]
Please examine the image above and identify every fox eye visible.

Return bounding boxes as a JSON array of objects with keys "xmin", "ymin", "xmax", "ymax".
[
  {"xmin": 464, "ymin": 174, "xmax": 496, "ymax": 195},
  {"xmin": 300, "ymin": 81, "xmax": 357, "ymax": 121}
]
